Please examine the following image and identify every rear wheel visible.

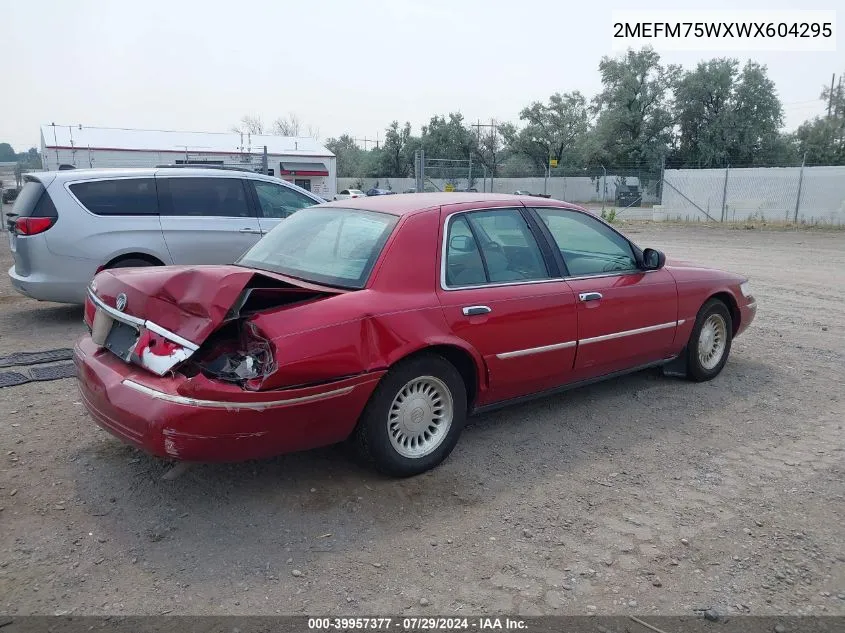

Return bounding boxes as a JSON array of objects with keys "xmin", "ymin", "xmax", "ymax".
[
  {"xmin": 355, "ymin": 354, "xmax": 467, "ymax": 477},
  {"xmin": 686, "ymin": 299, "xmax": 733, "ymax": 382}
]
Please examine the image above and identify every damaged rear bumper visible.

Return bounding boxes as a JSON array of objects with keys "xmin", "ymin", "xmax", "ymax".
[{"xmin": 74, "ymin": 336, "xmax": 384, "ymax": 462}]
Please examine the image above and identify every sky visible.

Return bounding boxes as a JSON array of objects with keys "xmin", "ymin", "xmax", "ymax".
[{"xmin": 1, "ymin": 0, "xmax": 841, "ymax": 152}]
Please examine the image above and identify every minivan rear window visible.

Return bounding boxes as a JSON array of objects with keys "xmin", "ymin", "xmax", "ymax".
[
  {"xmin": 11, "ymin": 180, "xmax": 56, "ymax": 218},
  {"xmin": 70, "ymin": 178, "xmax": 158, "ymax": 215}
]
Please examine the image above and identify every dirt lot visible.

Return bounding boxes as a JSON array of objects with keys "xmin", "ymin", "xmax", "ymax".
[{"xmin": 0, "ymin": 224, "xmax": 843, "ymax": 617}]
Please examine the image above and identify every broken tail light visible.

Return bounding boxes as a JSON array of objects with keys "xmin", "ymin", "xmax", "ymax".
[
  {"xmin": 130, "ymin": 329, "xmax": 194, "ymax": 377},
  {"xmin": 193, "ymin": 321, "xmax": 276, "ymax": 388}
]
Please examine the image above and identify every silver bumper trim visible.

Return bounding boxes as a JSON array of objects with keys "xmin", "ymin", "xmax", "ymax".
[
  {"xmin": 121, "ymin": 379, "xmax": 355, "ymax": 410},
  {"xmin": 88, "ymin": 288, "xmax": 200, "ymax": 351}
]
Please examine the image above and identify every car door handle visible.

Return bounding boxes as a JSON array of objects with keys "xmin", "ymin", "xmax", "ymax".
[
  {"xmin": 239, "ymin": 228, "xmax": 262, "ymax": 234},
  {"xmin": 462, "ymin": 305, "xmax": 492, "ymax": 316},
  {"xmin": 579, "ymin": 292, "xmax": 603, "ymax": 302}
]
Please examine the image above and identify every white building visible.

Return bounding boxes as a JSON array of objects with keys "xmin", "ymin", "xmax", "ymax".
[{"xmin": 40, "ymin": 124, "xmax": 337, "ymax": 199}]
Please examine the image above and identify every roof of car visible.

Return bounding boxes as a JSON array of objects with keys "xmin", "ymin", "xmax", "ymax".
[
  {"xmin": 319, "ymin": 192, "xmax": 582, "ymax": 216},
  {"xmin": 29, "ymin": 167, "xmax": 300, "ymax": 184}
]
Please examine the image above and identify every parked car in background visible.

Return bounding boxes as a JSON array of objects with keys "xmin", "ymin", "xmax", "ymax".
[
  {"xmin": 2, "ymin": 186, "xmax": 21, "ymax": 204},
  {"xmin": 8, "ymin": 167, "xmax": 322, "ymax": 304},
  {"xmin": 366, "ymin": 188, "xmax": 396, "ymax": 196},
  {"xmin": 615, "ymin": 183, "xmax": 642, "ymax": 207},
  {"xmin": 76, "ymin": 193, "xmax": 756, "ymax": 476},
  {"xmin": 334, "ymin": 189, "xmax": 366, "ymax": 201}
]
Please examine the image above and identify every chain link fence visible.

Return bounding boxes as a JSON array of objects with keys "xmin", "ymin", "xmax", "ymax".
[
  {"xmin": 661, "ymin": 164, "xmax": 845, "ymax": 225},
  {"xmin": 341, "ymin": 158, "xmax": 845, "ymax": 226}
]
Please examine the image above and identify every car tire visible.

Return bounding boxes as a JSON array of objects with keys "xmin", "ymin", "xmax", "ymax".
[
  {"xmin": 107, "ymin": 258, "xmax": 159, "ymax": 269},
  {"xmin": 354, "ymin": 354, "xmax": 467, "ymax": 477},
  {"xmin": 686, "ymin": 298, "xmax": 733, "ymax": 382}
]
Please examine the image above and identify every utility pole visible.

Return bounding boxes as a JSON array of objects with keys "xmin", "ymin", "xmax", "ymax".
[
  {"xmin": 467, "ymin": 152, "xmax": 472, "ymax": 189},
  {"xmin": 472, "ymin": 118, "xmax": 498, "ymax": 192},
  {"xmin": 354, "ymin": 137, "xmax": 375, "ymax": 150},
  {"xmin": 828, "ymin": 73, "xmax": 836, "ymax": 117},
  {"xmin": 794, "ymin": 152, "xmax": 807, "ymax": 223}
]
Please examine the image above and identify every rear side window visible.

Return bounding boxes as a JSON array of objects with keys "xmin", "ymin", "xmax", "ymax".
[
  {"xmin": 11, "ymin": 180, "xmax": 57, "ymax": 218},
  {"xmin": 444, "ymin": 208, "xmax": 549, "ymax": 286},
  {"xmin": 70, "ymin": 178, "xmax": 158, "ymax": 215},
  {"xmin": 252, "ymin": 181, "xmax": 315, "ymax": 218},
  {"xmin": 158, "ymin": 177, "xmax": 251, "ymax": 218}
]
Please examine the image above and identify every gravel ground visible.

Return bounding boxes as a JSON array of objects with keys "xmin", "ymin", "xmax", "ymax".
[{"xmin": 0, "ymin": 224, "xmax": 843, "ymax": 617}]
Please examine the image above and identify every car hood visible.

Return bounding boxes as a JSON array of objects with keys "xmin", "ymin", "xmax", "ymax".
[{"xmin": 90, "ymin": 265, "xmax": 342, "ymax": 346}]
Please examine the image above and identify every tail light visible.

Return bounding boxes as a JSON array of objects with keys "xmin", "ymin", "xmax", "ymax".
[{"xmin": 15, "ymin": 216, "xmax": 56, "ymax": 235}]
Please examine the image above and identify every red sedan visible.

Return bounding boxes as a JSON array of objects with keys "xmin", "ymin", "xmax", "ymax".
[{"xmin": 75, "ymin": 194, "xmax": 757, "ymax": 476}]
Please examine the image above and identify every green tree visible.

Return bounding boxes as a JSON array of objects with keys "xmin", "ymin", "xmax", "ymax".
[
  {"xmin": 420, "ymin": 113, "xmax": 475, "ymax": 159},
  {"xmin": 325, "ymin": 134, "xmax": 365, "ymax": 177},
  {"xmin": 16, "ymin": 147, "xmax": 42, "ymax": 169},
  {"xmin": 673, "ymin": 59, "xmax": 785, "ymax": 166},
  {"xmin": 793, "ymin": 76, "xmax": 845, "ymax": 165},
  {"xmin": 673, "ymin": 58, "xmax": 737, "ymax": 166},
  {"xmin": 0, "ymin": 143, "xmax": 16, "ymax": 162},
  {"xmin": 378, "ymin": 121, "xmax": 415, "ymax": 177},
  {"xmin": 592, "ymin": 48, "xmax": 680, "ymax": 168},
  {"xmin": 730, "ymin": 62, "xmax": 784, "ymax": 165},
  {"xmin": 500, "ymin": 92, "xmax": 590, "ymax": 172}
]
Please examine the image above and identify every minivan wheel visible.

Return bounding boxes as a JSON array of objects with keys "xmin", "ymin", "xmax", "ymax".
[
  {"xmin": 686, "ymin": 299, "xmax": 733, "ymax": 382},
  {"xmin": 106, "ymin": 257, "xmax": 160, "ymax": 269},
  {"xmin": 354, "ymin": 354, "xmax": 467, "ymax": 477}
]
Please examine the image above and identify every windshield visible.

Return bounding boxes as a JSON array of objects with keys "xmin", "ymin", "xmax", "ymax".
[{"xmin": 238, "ymin": 207, "xmax": 399, "ymax": 289}]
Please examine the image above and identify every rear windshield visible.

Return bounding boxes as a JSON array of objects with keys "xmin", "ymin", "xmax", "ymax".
[
  {"xmin": 238, "ymin": 207, "xmax": 399, "ymax": 289},
  {"xmin": 11, "ymin": 180, "xmax": 55, "ymax": 218}
]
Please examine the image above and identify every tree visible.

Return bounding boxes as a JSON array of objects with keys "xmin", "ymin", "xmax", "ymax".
[
  {"xmin": 420, "ymin": 113, "xmax": 475, "ymax": 158},
  {"xmin": 793, "ymin": 74, "xmax": 845, "ymax": 165},
  {"xmin": 231, "ymin": 115, "xmax": 264, "ymax": 135},
  {"xmin": 673, "ymin": 58, "xmax": 737, "ymax": 167},
  {"xmin": 378, "ymin": 121, "xmax": 415, "ymax": 177},
  {"xmin": 592, "ymin": 48, "xmax": 680, "ymax": 169},
  {"xmin": 0, "ymin": 143, "xmax": 15, "ymax": 162},
  {"xmin": 477, "ymin": 124, "xmax": 504, "ymax": 176},
  {"xmin": 500, "ymin": 92, "xmax": 591, "ymax": 171},
  {"xmin": 418, "ymin": 113, "xmax": 477, "ymax": 179},
  {"xmin": 16, "ymin": 147, "xmax": 42, "ymax": 169},
  {"xmin": 325, "ymin": 134, "xmax": 371, "ymax": 177},
  {"xmin": 273, "ymin": 114, "xmax": 301, "ymax": 136},
  {"xmin": 729, "ymin": 61, "xmax": 784, "ymax": 165}
]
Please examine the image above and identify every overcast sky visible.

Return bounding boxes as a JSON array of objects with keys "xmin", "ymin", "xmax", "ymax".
[{"xmin": 1, "ymin": 0, "xmax": 841, "ymax": 151}]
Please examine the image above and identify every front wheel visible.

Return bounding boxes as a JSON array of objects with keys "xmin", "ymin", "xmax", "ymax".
[
  {"xmin": 354, "ymin": 354, "xmax": 467, "ymax": 477},
  {"xmin": 686, "ymin": 299, "xmax": 733, "ymax": 382}
]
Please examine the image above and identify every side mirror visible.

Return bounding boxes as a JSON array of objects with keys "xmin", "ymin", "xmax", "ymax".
[
  {"xmin": 450, "ymin": 235, "xmax": 475, "ymax": 253},
  {"xmin": 642, "ymin": 248, "xmax": 666, "ymax": 270}
]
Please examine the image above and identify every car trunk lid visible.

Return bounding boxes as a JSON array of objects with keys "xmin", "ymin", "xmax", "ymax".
[{"xmin": 87, "ymin": 264, "xmax": 343, "ymax": 377}]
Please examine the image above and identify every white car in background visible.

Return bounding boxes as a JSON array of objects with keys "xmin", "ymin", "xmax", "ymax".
[{"xmin": 334, "ymin": 189, "xmax": 366, "ymax": 201}]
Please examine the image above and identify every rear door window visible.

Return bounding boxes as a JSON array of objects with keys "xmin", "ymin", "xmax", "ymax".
[
  {"xmin": 157, "ymin": 177, "xmax": 252, "ymax": 218},
  {"xmin": 69, "ymin": 178, "xmax": 158, "ymax": 215}
]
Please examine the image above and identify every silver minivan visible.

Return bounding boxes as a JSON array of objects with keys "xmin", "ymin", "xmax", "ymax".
[{"xmin": 7, "ymin": 167, "xmax": 323, "ymax": 304}]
